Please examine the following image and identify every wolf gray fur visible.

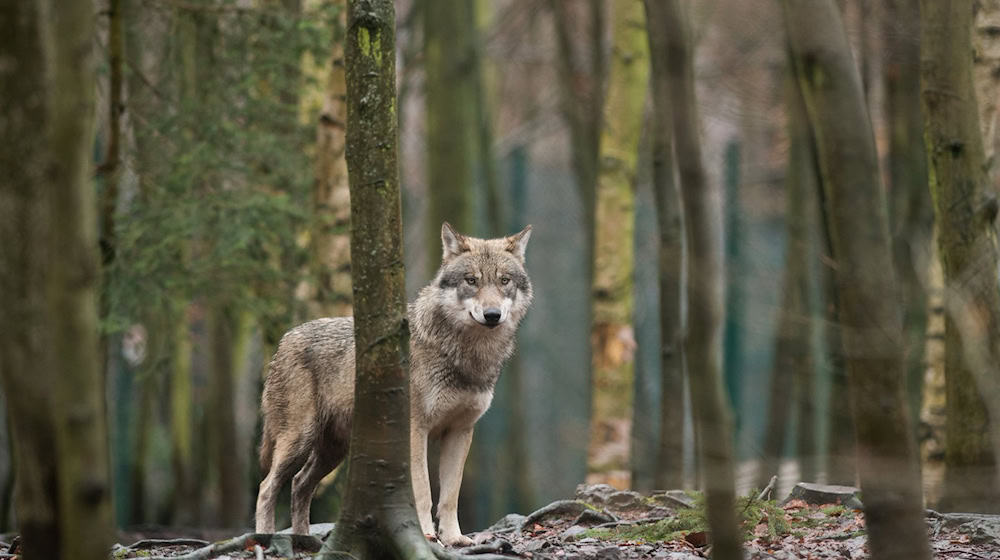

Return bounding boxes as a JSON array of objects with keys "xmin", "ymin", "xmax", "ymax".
[{"xmin": 254, "ymin": 223, "xmax": 532, "ymax": 545}]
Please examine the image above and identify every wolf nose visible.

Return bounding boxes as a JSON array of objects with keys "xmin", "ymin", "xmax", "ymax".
[{"xmin": 483, "ymin": 308, "xmax": 502, "ymax": 325}]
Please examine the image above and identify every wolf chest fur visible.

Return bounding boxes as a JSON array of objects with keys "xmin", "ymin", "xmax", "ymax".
[{"xmin": 254, "ymin": 223, "xmax": 533, "ymax": 546}]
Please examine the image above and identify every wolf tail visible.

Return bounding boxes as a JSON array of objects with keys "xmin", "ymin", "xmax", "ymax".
[{"xmin": 259, "ymin": 428, "xmax": 274, "ymax": 476}]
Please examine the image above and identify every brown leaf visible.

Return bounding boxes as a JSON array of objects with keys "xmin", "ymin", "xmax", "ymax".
[{"xmin": 684, "ymin": 531, "xmax": 709, "ymax": 548}]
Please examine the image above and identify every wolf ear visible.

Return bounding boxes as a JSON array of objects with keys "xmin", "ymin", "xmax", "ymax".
[
  {"xmin": 441, "ymin": 222, "xmax": 470, "ymax": 261},
  {"xmin": 505, "ymin": 225, "xmax": 532, "ymax": 262}
]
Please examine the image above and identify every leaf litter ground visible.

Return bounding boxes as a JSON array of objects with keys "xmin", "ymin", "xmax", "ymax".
[{"xmin": 11, "ymin": 483, "xmax": 997, "ymax": 559}]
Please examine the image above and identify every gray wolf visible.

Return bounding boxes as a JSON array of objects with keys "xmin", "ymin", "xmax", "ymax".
[{"xmin": 254, "ymin": 223, "xmax": 533, "ymax": 546}]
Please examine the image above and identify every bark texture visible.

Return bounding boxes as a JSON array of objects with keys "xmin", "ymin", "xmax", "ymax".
[
  {"xmin": 783, "ymin": 1, "xmax": 931, "ymax": 558},
  {"xmin": 311, "ymin": 0, "xmax": 353, "ymax": 319},
  {"xmin": 0, "ymin": 0, "xmax": 114, "ymax": 558},
  {"xmin": 323, "ymin": 1, "xmax": 433, "ymax": 558},
  {"xmin": 654, "ymin": 2, "xmax": 741, "ymax": 558},
  {"xmin": 424, "ymin": 0, "xmax": 478, "ymax": 268},
  {"xmin": 885, "ymin": 0, "xmax": 932, "ymax": 431},
  {"xmin": 921, "ymin": 0, "xmax": 1000, "ymax": 513},
  {"xmin": 759, "ymin": 77, "xmax": 816, "ymax": 491},
  {"xmin": 643, "ymin": 0, "xmax": 685, "ymax": 491},
  {"xmin": 588, "ymin": 0, "xmax": 648, "ymax": 483}
]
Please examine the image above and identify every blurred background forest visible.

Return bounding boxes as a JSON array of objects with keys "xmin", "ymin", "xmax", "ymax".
[{"xmin": 2, "ymin": 0, "xmax": 1000, "ymax": 538}]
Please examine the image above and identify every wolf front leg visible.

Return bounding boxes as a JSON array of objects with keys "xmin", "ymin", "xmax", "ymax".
[
  {"xmin": 437, "ymin": 426, "xmax": 475, "ymax": 546},
  {"xmin": 411, "ymin": 425, "xmax": 436, "ymax": 538}
]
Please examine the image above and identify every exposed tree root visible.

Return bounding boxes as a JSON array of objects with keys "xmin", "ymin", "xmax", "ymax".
[
  {"xmin": 140, "ymin": 532, "xmax": 322, "ymax": 560},
  {"xmin": 519, "ymin": 500, "xmax": 593, "ymax": 531}
]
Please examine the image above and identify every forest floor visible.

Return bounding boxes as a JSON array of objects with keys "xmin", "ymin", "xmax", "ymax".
[{"xmin": 10, "ymin": 483, "xmax": 997, "ymax": 559}]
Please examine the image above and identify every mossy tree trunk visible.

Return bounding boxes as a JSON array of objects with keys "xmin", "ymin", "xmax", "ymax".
[
  {"xmin": 322, "ymin": 1, "xmax": 435, "ymax": 558},
  {"xmin": 0, "ymin": 1, "xmax": 114, "ymax": 558},
  {"xmin": 424, "ymin": 0, "xmax": 479, "ymax": 267},
  {"xmin": 311, "ymin": 0, "xmax": 353, "ymax": 320},
  {"xmin": 783, "ymin": 1, "xmax": 931, "ymax": 558},
  {"xmin": 921, "ymin": 0, "xmax": 1000, "ymax": 513},
  {"xmin": 587, "ymin": 0, "xmax": 648, "ymax": 485},
  {"xmin": 885, "ymin": 0, "xmax": 933, "ymax": 435},
  {"xmin": 642, "ymin": 0, "xmax": 686, "ymax": 491},
  {"xmin": 654, "ymin": 1, "xmax": 741, "ymax": 557}
]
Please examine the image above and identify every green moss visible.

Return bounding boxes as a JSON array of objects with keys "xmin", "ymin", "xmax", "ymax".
[
  {"xmin": 820, "ymin": 504, "xmax": 847, "ymax": 516},
  {"xmin": 358, "ymin": 27, "xmax": 371, "ymax": 58}
]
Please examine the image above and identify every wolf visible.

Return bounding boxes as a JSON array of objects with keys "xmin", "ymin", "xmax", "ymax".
[{"xmin": 254, "ymin": 222, "xmax": 533, "ymax": 546}]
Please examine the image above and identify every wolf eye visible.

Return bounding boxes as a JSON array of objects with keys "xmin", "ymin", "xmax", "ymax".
[
  {"xmin": 500, "ymin": 277, "xmax": 510, "ymax": 286},
  {"xmin": 465, "ymin": 277, "xmax": 477, "ymax": 286}
]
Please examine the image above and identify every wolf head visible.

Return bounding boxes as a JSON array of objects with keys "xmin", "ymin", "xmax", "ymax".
[{"xmin": 429, "ymin": 222, "xmax": 533, "ymax": 331}]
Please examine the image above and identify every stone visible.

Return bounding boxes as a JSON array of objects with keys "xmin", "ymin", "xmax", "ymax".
[
  {"xmin": 606, "ymin": 491, "xmax": 645, "ymax": 510},
  {"xmin": 576, "ymin": 484, "xmax": 619, "ymax": 505},
  {"xmin": 649, "ymin": 490, "xmax": 696, "ymax": 509},
  {"xmin": 573, "ymin": 509, "xmax": 618, "ymax": 526},
  {"xmin": 561, "ymin": 525, "xmax": 588, "ymax": 541},
  {"xmin": 782, "ymin": 482, "xmax": 863, "ymax": 509},
  {"xmin": 486, "ymin": 513, "xmax": 528, "ymax": 532},
  {"xmin": 595, "ymin": 546, "xmax": 621, "ymax": 560}
]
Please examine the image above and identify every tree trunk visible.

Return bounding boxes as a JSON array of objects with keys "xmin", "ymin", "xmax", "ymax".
[
  {"xmin": 587, "ymin": 0, "xmax": 647, "ymax": 486},
  {"xmin": 758, "ymin": 77, "xmax": 816, "ymax": 491},
  {"xmin": 884, "ymin": 0, "xmax": 933, "ymax": 435},
  {"xmin": 322, "ymin": 2, "xmax": 435, "ymax": 558},
  {"xmin": 209, "ymin": 305, "xmax": 247, "ymax": 526},
  {"xmin": 921, "ymin": 0, "xmax": 1000, "ymax": 513},
  {"xmin": 651, "ymin": 1, "xmax": 741, "ymax": 557},
  {"xmin": 642, "ymin": 0, "xmax": 685, "ymax": 491},
  {"xmin": 311, "ymin": 0, "xmax": 353, "ymax": 319},
  {"xmin": 783, "ymin": 1, "xmax": 931, "ymax": 558},
  {"xmin": 722, "ymin": 142, "xmax": 745, "ymax": 434},
  {"xmin": 424, "ymin": 0, "xmax": 479, "ymax": 267},
  {"xmin": 0, "ymin": 1, "xmax": 114, "ymax": 558}
]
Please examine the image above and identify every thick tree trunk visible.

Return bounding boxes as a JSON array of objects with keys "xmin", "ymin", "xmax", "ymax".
[
  {"xmin": 209, "ymin": 305, "xmax": 247, "ymax": 526},
  {"xmin": 311, "ymin": 1, "xmax": 353, "ymax": 319},
  {"xmin": 921, "ymin": 0, "xmax": 1000, "ymax": 513},
  {"xmin": 652, "ymin": 1, "xmax": 741, "ymax": 557},
  {"xmin": 783, "ymin": 1, "xmax": 931, "ymax": 558},
  {"xmin": 642, "ymin": 0, "xmax": 685, "ymax": 491},
  {"xmin": 0, "ymin": 1, "xmax": 114, "ymax": 559},
  {"xmin": 322, "ymin": 2, "xmax": 435, "ymax": 558},
  {"xmin": 424, "ymin": 0, "xmax": 478, "ymax": 268},
  {"xmin": 884, "ymin": 0, "xmax": 933, "ymax": 434},
  {"xmin": 587, "ymin": 0, "xmax": 647, "ymax": 486}
]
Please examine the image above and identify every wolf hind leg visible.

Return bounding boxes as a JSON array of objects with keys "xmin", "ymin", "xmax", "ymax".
[
  {"xmin": 255, "ymin": 439, "xmax": 307, "ymax": 533},
  {"xmin": 290, "ymin": 444, "xmax": 345, "ymax": 535}
]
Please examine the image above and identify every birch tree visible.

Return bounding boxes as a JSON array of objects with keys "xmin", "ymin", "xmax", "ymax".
[
  {"xmin": 921, "ymin": 0, "xmax": 1000, "ymax": 513},
  {"xmin": 588, "ymin": 0, "xmax": 648, "ymax": 484}
]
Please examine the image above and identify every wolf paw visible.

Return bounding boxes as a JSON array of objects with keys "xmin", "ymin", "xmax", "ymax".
[{"xmin": 439, "ymin": 533, "xmax": 474, "ymax": 547}]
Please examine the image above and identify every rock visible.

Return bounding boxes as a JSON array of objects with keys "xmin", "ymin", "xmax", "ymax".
[
  {"xmin": 572, "ymin": 509, "xmax": 618, "ymax": 526},
  {"xmin": 595, "ymin": 545, "xmax": 621, "ymax": 560},
  {"xmin": 525, "ymin": 539, "xmax": 550, "ymax": 552},
  {"xmin": 650, "ymin": 490, "xmax": 696, "ymax": 509},
  {"xmin": 576, "ymin": 484, "xmax": 618, "ymax": 505},
  {"xmin": 782, "ymin": 482, "xmax": 863, "ymax": 509},
  {"xmin": 606, "ymin": 491, "xmax": 645, "ymax": 510},
  {"xmin": 939, "ymin": 513, "xmax": 1000, "ymax": 545},
  {"xmin": 561, "ymin": 525, "xmax": 588, "ymax": 541},
  {"xmin": 486, "ymin": 513, "xmax": 527, "ymax": 532}
]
